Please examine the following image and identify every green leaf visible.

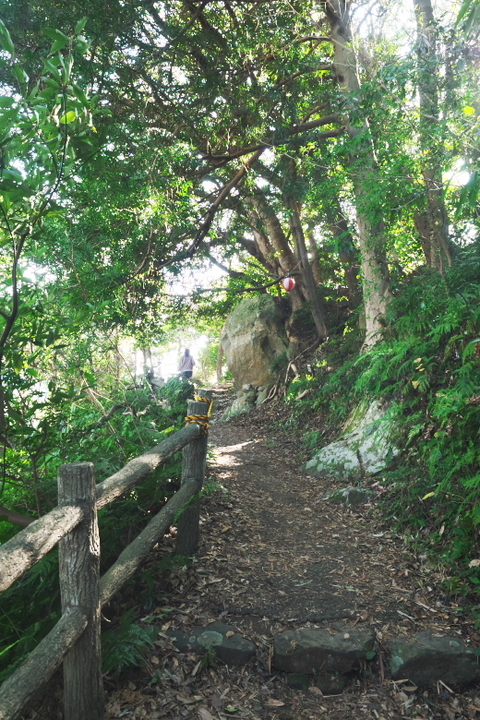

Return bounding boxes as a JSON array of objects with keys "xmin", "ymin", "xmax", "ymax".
[
  {"xmin": 75, "ymin": 37, "xmax": 90, "ymax": 54},
  {"xmin": 8, "ymin": 408, "xmax": 24, "ymax": 423},
  {"xmin": 59, "ymin": 111, "xmax": 77, "ymax": 124},
  {"xmin": 11, "ymin": 65, "xmax": 29, "ymax": 85},
  {"xmin": 74, "ymin": 17, "xmax": 88, "ymax": 35},
  {"xmin": 43, "ymin": 28, "xmax": 70, "ymax": 43},
  {"xmin": 0, "ymin": 641, "xmax": 20, "ymax": 659},
  {"xmin": 51, "ymin": 37, "xmax": 70, "ymax": 53},
  {"xmin": 0, "ymin": 20, "xmax": 14, "ymax": 56},
  {"xmin": 0, "ymin": 96, "xmax": 15, "ymax": 108},
  {"xmin": 71, "ymin": 84, "xmax": 89, "ymax": 106},
  {"xmin": 42, "ymin": 58, "xmax": 62, "ymax": 80}
]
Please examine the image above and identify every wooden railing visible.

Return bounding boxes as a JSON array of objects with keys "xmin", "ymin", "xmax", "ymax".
[{"xmin": 0, "ymin": 391, "xmax": 212, "ymax": 720}]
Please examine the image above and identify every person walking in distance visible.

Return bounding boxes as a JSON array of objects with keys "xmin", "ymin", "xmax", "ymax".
[{"xmin": 178, "ymin": 348, "xmax": 195, "ymax": 379}]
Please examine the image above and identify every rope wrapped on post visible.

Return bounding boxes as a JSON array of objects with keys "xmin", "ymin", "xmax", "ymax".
[{"xmin": 184, "ymin": 394, "xmax": 213, "ymax": 433}]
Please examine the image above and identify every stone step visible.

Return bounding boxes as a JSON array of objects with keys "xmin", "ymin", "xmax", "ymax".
[{"xmin": 167, "ymin": 620, "xmax": 479, "ymax": 689}]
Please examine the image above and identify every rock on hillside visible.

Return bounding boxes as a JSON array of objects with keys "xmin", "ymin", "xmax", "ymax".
[{"xmin": 221, "ymin": 295, "xmax": 288, "ymax": 391}]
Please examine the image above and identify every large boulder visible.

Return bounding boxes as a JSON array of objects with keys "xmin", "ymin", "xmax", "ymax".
[
  {"xmin": 304, "ymin": 400, "xmax": 400, "ymax": 480},
  {"xmin": 221, "ymin": 295, "xmax": 288, "ymax": 391}
]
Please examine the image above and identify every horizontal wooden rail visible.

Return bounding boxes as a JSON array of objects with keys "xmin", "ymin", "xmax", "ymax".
[
  {"xmin": 0, "ymin": 424, "xmax": 204, "ymax": 593},
  {"xmin": 0, "ymin": 503, "xmax": 85, "ymax": 593},
  {"xmin": 0, "ymin": 393, "xmax": 213, "ymax": 720},
  {"xmin": 100, "ymin": 478, "xmax": 200, "ymax": 605},
  {"xmin": 0, "ymin": 607, "xmax": 88, "ymax": 720},
  {"xmin": 96, "ymin": 422, "xmax": 203, "ymax": 509}
]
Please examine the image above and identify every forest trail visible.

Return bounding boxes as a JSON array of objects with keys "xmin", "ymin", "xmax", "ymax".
[{"xmin": 104, "ymin": 389, "xmax": 480, "ymax": 720}]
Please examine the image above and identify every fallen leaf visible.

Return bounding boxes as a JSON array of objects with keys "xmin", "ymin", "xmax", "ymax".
[
  {"xmin": 210, "ymin": 694, "xmax": 224, "ymax": 709},
  {"xmin": 266, "ymin": 699, "xmax": 285, "ymax": 707},
  {"xmin": 197, "ymin": 708, "xmax": 215, "ymax": 720}
]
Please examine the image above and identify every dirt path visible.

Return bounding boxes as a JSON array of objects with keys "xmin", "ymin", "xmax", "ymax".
[{"xmin": 105, "ymin": 391, "xmax": 480, "ymax": 720}]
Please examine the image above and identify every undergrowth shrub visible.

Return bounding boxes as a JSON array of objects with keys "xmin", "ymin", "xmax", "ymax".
[
  {"xmin": 0, "ymin": 376, "xmax": 192, "ymax": 682},
  {"xmin": 287, "ymin": 249, "xmax": 480, "ymax": 596},
  {"xmin": 286, "ymin": 332, "xmax": 363, "ymax": 439},
  {"xmin": 356, "ymin": 260, "xmax": 480, "ymax": 592},
  {"xmin": 102, "ymin": 608, "xmax": 158, "ymax": 677}
]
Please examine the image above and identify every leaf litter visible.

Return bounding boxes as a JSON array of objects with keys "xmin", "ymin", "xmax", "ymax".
[
  {"xmin": 21, "ymin": 389, "xmax": 480, "ymax": 720},
  {"xmin": 102, "ymin": 391, "xmax": 480, "ymax": 720}
]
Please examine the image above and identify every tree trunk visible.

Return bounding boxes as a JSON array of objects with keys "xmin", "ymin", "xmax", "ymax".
[
  {"xmin": 286, "ymin": 197, "xmax": 328, "ymax": 341},
  {"xmin": 306, "ymin": 228, "xmax": 323, "ymax": 287},
  {"xmin": 324, "ymin": 198, "xmax": 362, "ymax": 309},
  {"xmin": 243, "ymin": 192, "xmax": 306, "ymax": 311},
  {"xmin": 413, "ymin": 0, "xmax": 452, "ymax": 273},
  {"xmin": 0, "ymin": 505, "xmax": 33, "ymax": 528},
  {"xmin": 325, "ymin": 0, "xmax": 391, "ymax": 347}
]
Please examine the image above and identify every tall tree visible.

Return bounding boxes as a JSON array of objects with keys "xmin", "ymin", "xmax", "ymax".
[
  {"xmin": 413, "ymin": 0, "xmax": 453, "ymax": 273},
  {"xmin": 323, "ymin": 1, "xmax": 391, "ymax": 346}
]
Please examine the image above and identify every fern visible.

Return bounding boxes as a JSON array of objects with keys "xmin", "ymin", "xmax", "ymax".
[{"xmin": 102, "ymin": 608, "xmax": 157, "ymax": 675}]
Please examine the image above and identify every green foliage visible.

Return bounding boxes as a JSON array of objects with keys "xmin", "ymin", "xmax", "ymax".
[
  {"xmin": 102, "ymin": 608, "xmax": 157, "ymax": 676},
  {"xmin": 456, "ymin": 0, "xmax": 480, "ymax": 37},
  {"xmin": 347, "ymin": 257, "xmax": 480, "ymax": 590},
  {"xmin": 0, "ymin": 363, "xmax": 194, "ymax": 680},
  {"xmin": 286, "ymin": 332, "xmax": 363, "ymax": 438},
  {"xmin": 0, "ymin": 552, "xmax": 60, "ymax": 681},
  {"xmin": 285, "ymin": 246, "xmax": 480, "ymax": 596}
]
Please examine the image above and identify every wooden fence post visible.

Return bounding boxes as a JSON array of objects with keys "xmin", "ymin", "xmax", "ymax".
[
  {"xmin": 58, "ymin": 463, "xmax": 104, "ymax": 720},
  {"xmin": 175, "ymin": 390, "xmax": 212, "ymax": 556}
]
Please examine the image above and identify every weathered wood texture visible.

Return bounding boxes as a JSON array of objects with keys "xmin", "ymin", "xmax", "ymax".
[
  {"xmin": 0, "ymin": 503, "xmax": 84, "ymax": 593},
  {"xmin": 59, "ymin": 463, "xmax": 104, "ymax": 720},
  {"xmin": 95, "ymin": 422, "xmax": 203, "ymax": 509},
  {"xmin": 0, "ymin": 401, "xmax": 214, "ymax": 720},
  {"xmin": 0, "ymin": 607, "xmax": 87, "ymax": 720},
  {"xmin": 175, "ymin": 392, "xmax": 212, "ymax": 557},
  {"xmin": 100, "ymin": 478, "xmax": 200, "ymax": 605}
]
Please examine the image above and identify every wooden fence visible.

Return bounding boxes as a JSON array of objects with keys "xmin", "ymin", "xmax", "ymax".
[{"xmin": 0, "ymin": 391, "xmax": 213, "ymax": 720}]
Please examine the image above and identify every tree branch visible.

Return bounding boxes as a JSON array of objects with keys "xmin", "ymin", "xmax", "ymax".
[
  {"xmin": 0, "ymin": 505, "xmax": 34, "ymax": 528},
  {"xmin": 205, "ymin": 253, "xmax": 248, "ymax": 279},
  {"xmin": 193, "ymin": 273, "xmax": 298, "ymax": 295},
  {"xmin": 156, "ymin": 146, "xmax": 266, "ymax": 269},
  {"xmin": 203, "ymin": 118, "xmax": 344, "ymax": 165}
]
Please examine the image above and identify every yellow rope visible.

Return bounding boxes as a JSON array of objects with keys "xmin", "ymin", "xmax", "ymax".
[
  {"xmin": 184, "ymin": 395, "xmax": 213, "ymax": 431},
  {"xmin": 184, "ymin": 413, "xmax": 210, "ymax": 431},
  {"xmin": 194, "ymin": 395, "xmax": 214, "ymax": 417}
]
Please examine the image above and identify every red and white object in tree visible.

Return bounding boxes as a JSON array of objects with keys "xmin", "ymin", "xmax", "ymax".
[{"xmin": 281, "ymin": 277, "xmax": 296, "ymax": 291}]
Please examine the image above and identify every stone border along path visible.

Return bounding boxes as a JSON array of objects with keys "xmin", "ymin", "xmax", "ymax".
[{"xmin": 184, "ymin": 390, "xmax": 480, "ymax": 694}]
